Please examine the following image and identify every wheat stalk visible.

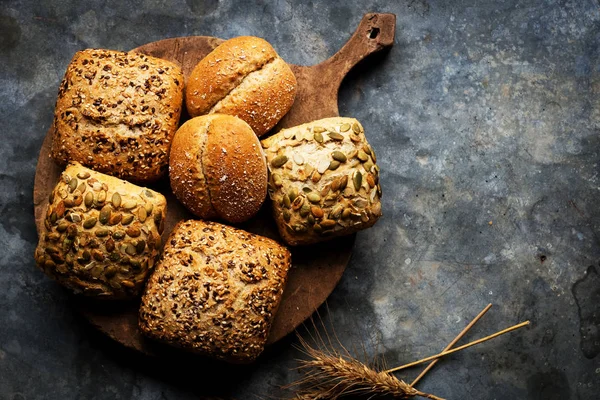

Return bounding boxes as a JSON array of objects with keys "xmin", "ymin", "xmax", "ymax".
[{"xmin": 288, "ymin": 305, "xmax": 530, "ymax": 400}]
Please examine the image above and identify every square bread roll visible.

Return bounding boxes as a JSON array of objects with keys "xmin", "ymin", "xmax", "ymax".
[
  {"xmin": 260, "ymin": 117, "xmax": 382, "ymax": 245},
  {"xmin": 139, "ymin": 220, "xmax": 291, "ymax": 363},
  {"xmin": 51, "ymin": 48, "xmax": 184, "ymax": 182},
  {"xmin": 34, "ymin": 162, "xmax": 167, "ymax": 299}
]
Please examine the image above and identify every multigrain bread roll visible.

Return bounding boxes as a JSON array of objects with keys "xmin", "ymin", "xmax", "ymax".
[
  {"xmin": 34, "ymin": 163, "xmax": 167, "ymax": 299},
  {"xmin": 169, "ymin": 114, "xmax": 268, "ymax": 223},
  {"xmin": 185, "ymin": 36, "xmax": 297, "ymax": 137},
  {"xmin": 261, "ymin": 117, "xmax": 382, "ymax": 246},
  {"xmin": 139, "ymin": 220, "xmax": 291, "ymax": 363},
  {"xmin": 51, "ymin": 49, "xmax": 184, "ymax": 182}
]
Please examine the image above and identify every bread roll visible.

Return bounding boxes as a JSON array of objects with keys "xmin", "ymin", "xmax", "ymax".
[
  {"xmin": 51, "ymin": 49, "xmax": 184, "ymax": 182},
  {"xmin": 169, "ymin": 114, "xmax": 268, "ymax": 223},
  {"xmin": 186, "ymin": 36, "xmax": 297, "ymax": 137},
  {"xmin": 34, "ymin": 162, "xmax": 167, "ymax": 299},
  {"xmin": 139, "ymin": 219, "xmax": 291, "ymax": 363},
  {"xmin": 261, "ymin": 117, "xmax": 382, "ymax": 245}
]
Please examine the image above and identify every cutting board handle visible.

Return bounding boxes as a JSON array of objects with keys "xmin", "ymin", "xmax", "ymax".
[{"xmin": 321, "ymin": 12, "xmax": 396, "ymax": 88}]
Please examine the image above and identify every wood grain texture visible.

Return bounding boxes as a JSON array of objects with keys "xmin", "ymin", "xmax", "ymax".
[{"xmin": 33, "ymin": 13, "xmax": 395, "ymax": 356}]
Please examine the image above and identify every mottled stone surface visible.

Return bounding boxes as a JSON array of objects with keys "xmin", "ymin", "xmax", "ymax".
[{"xmin": 1, "ymin": 1, "xmax": 599, "ymax": 399}]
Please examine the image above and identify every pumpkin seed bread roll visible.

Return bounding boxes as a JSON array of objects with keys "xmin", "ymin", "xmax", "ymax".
[
  {"xmin": 139, "ymin": 219, "xmax": 291, "ymax": 363},
  {"xmin": 51, "ymin": 49, "xmax": 184, "ymax": 182},
  {"xmin": 169, "ymin": 114, "xmax": 268, "ymax": 223},
  {"xmin": 34, "ymin": 162, "xmax": 167, "ymax": 299},
  {"xmin": 261, "ymin": 117, "xmax": 382, "ymax": 246},
  {"xmin": 185, "ymin": 36, "xmax": 297, "ymax": 137}
]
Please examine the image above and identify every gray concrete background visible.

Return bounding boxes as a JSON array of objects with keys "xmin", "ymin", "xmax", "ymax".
[{"xmin": 1, "ymin": 0, "xmax": 599, "ymax": 399}]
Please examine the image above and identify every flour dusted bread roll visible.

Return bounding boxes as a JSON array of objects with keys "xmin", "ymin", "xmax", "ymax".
[
  {"xmin": 186, "ymin": 36, "xmax": 297, "ymax": 137},
  {"xmin": 169, "ymin": 114, "xmax": 268, "ymax": 223},
  {"xmin": 261, "ymin": 117, "xmax": 382, "ymax": 245},
  {"xmin": 34, "ymin": 163, "xmax": 167, "ymax": 299},
  {"xmin": 139, "ymin": 219, "xmax": 291, "ymax": 363},
  {"xmin": 51, "ymin": 49, "xmax": 184, "ymax": 182}
]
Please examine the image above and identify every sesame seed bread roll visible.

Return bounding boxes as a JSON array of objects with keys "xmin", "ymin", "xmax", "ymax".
[
  {"xmin": 169, "ymin": 114, "xmax": 268, "ymax": 223},
  {"xmin": 51, "ymin": 49, "xmax": 184, "ymax": 183},
  {"xmin": 186, "ymin": 36, "xmax": 297, "ymax": 137},
  {"xmin": 139, "ymin": 219, "xmax": 291, "ymax": 363}
]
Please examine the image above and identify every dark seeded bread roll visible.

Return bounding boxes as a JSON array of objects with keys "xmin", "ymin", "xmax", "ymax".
[
  {"xmin": 34, "ymin": 162, "xmax": 167, "ymax": 299},
  {"xmin": 186, "ymin": 36, "xmax": 296, "ymax": 137},
  {"xmin": 51, "ymin": 48, "xmax": 184, "ymax": 182},
  {"xmin": 139, "ymin": 219, "xmax": 291, "ymax": 363},
  {"xmin": 169, "ymin": 114, "xmax": 268, "ymax": 223},
  {"xmin": 261, "ymin": 117, "xmax": 382, "ymax": 245}
]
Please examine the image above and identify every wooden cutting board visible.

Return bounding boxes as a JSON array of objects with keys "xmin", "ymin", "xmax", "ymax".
[{"xmin": 33, "ymin": 13, "xmax": 395, "ymax": 356}]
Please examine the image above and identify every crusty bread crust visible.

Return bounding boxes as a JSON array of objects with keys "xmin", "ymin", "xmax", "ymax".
[
  {"xmin": 261, "ymin": 117, "xmax": 383, "ymax": 246},
  {"xmin": 34, "ymin": 162, "xmax": 167, "ymax": 299},
  {"xmin": 185, "ymin": 36, "xmax": 296, "ymax": 136},
  {"xmin": 51, "ymin": 49, "xmax": 184, "ymax": 182},
  {"xmin": 169, "ymin": 114, "xmax": 268, "ymax": 223},
  {"xmin": 139, "ymin": 219, "xmax": 291, "ymax": 363}
]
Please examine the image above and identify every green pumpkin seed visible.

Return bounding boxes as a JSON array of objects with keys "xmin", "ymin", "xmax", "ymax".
[
  {"xmin": 105, "ymin": 265, "xmax": 117, "ymax": 278},
  {"xmin": 145, "ymin": 202, "xmax": 153, "ymax": 215},
  {"xmin": 109, "ymin": 252, "xmax": 120, "ymax": 262},
  {"xmin": 68, "ymin": 178, "xmax": 78, "ymax": 193},
  {"xmin": 314, "ymin": 131, "xmax": 324, "ymax": 143},
  {"xmin": 353, "ymin": 171, "xmax": 363, "ymax": 190},
  {"xmin": 77, "ymin": 182, "xmax": 87, "ymax": 194},
  {"xmin": 108, "ymin": 213, "xmax": 122, "ymax": 225},
  {"xmin": 357, "ymin": 150, "xmax": 369, "ymax": 162},
  {"xmin": 125, "ymin": 244, "xmax": 136, "ymax": 256},
  {"xmin": 352, "ymin": 122, "xmax": 361, "ymax": 133},
  {"xmin": 282, "ymin": 195, "xmax": 291, "ymax": 208},
  {"xmin": 370, "ymin": 147, "xmax": 377, "ymax": 162},
  {"xmin": 113, "ymin": 231, "xmax": 125, "ymax": 240},
  {"xmin": 283, "ymin": 209, "xmax": 291, "ymax": 222},
  {"xmin": 313, "ymin": 126, "xmax": 326, "ymax": 133},
  {"xmin": 84, "ymin": 192, "xmax": 93, "ymax": 208},
  {"xmin": 272, "ymin": 173, "xmax": 283, "ymax": 187},
  {"xmin": 364, "ymin": 160, "xmax": 374, "ymax": 173},
  {"xmin": 99, "ymin": 205, "xmax": 111, "ymax": 225},
  {"xmin": 329, "ymin": 160, "xmax": 341, "ymax": 170},
  {"xmin": 121, "ymin": 214, "xmax": 134, "ymax": 225},
  {"xmin": 95, "ymin": 228, "xmax": 110, "ymax": 237},
  {"xmin": 111, "ymin": 192, "xmax": 121, "ymax": 208},
  {"xmin": 363, "ymin": 145, "xmax": 371, "ymax": 155},
  {"xmin": 293, "ymin": 224, "xmax": 307, "ymax": 233},
  {"xmin": 83, "ymin": 217, "xmax": 97, "ymax": 229},
  {"xmin": 77, "ymin": 171, "xmax": 90, "ymax": 179},
  {"xmin": 271, "ymin": 155, "xmax": 288, "ymax": 168},
  {"xmin": 138, "ymin": 207, "xmax": 147, "ymax": 223},
  {"xmin": 340, "ymin": 123, "xmax": 351, "ymax": 132},
  {"xmin": 302, "ymin": 187, "xmax": 312, "ymax": 193},
  {"xmin": 144, "ymin": 190, "xmax": 154, "ymax": 198},
  {"xmin": 307, "ymin": 214, "xmax": 315, "ymax": 225},
  {"xmin": 288, "ymin": 188, "xmax": 298, "ymax": 202},
  {"xmin": 56, "ymin": 221, "xmax": 69, "ymax": 232},
  {"xmin": 332, "ymin": 151, "xmax": 347, "ymax": 163},
  {"xmin": 313, "ymin": 223, "xmax": 322, "ymax": 233},
  {"xmin": 328, "ymin": 132, "xmax": 344, "ymax": 141},
  {"xmin": 339, "ymin": 175, "xmax": 349, "ymax": 190},
  {"xmin": 49, "ymin": 211, "xmax": 57, "ymax": 225},
  {"xmin": 350, "ymin": 133, "xmax": 361, "ymax": 142},
  {"xmin": 307, "ymin": 193, "xmax": 321, "ymax": 203},
  {"xmin": 299, "ymin": 203, "xmax": 311, "ymax": 217}
]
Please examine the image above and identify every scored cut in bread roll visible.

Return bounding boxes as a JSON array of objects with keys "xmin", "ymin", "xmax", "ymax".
[
  {"xmin": 169, "ymin": 114, "xmax": 268, "ymax": 223},
  {"xmin": 185, "ymin": 36, "xmax": 297, "ymax": 137}
]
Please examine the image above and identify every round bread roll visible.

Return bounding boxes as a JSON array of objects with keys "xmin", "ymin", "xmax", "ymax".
[
  {"xmin": 186, "ymin": 36, "xmax": 297, "ymax": 137},
  {"xmin": 169, "ymin": 114, "xmax": 268, "ymax": 223}
]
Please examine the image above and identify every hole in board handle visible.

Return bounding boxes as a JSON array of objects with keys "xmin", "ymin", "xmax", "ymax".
[{"xmin": 368, "ymin": 27, "xmax": 380, "ymax": 39}]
